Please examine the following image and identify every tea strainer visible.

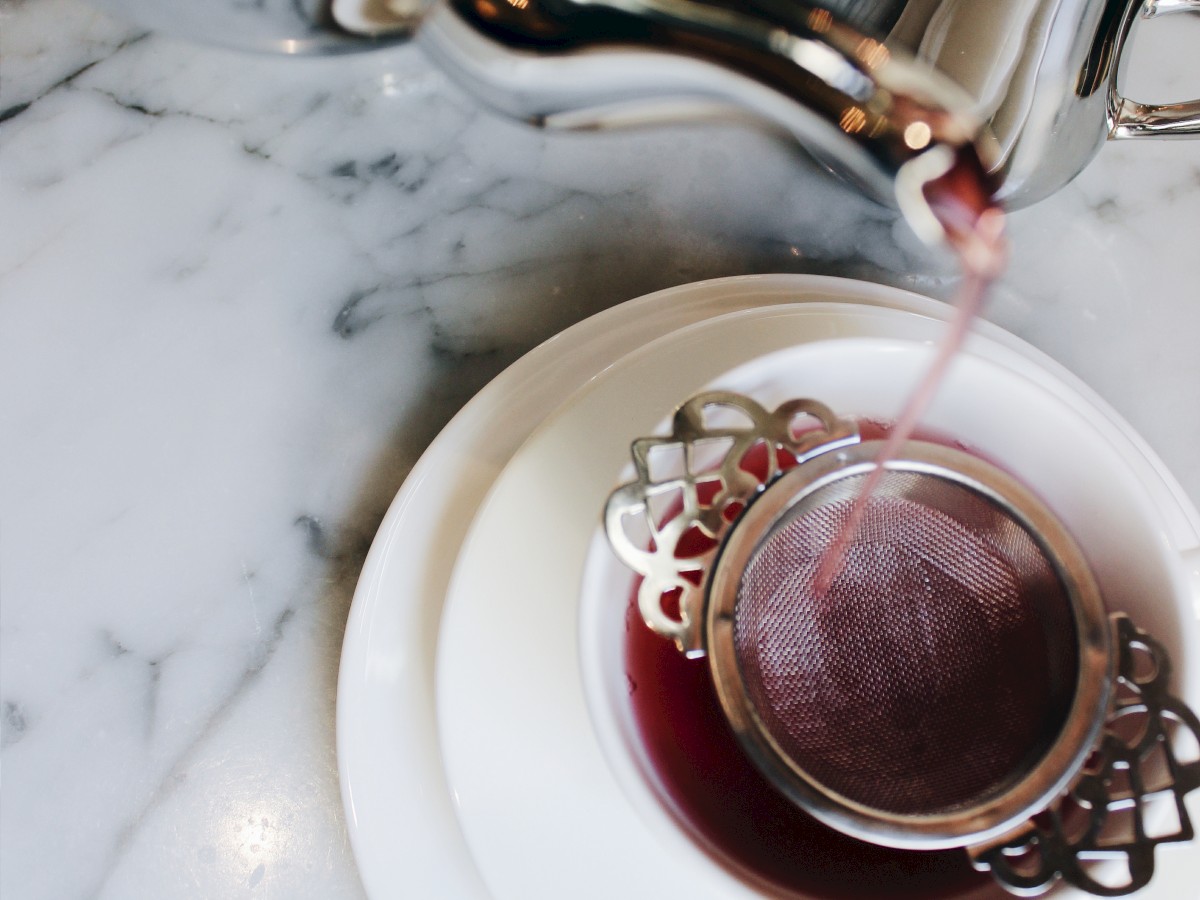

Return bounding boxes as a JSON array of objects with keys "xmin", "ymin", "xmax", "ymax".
[{"xmin": 604, "ymin": 391, "xmax": 1200, "ymax": 897}]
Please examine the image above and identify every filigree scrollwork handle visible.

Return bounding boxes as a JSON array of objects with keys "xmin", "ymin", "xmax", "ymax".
[
  {"xmin": 604, "ymin": 391, "xmax": 858, "ymax": 655},
  {"xmin": 971, "ymin": 615, "xmax": 1200, "ymax": 896}
]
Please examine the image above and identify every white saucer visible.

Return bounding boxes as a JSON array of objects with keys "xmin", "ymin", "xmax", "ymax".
[
  {"xmin": 337, "ymin": 275, "xmax": 982, "ymax": 898},
  {"xmin": 338, "ymin": 274, "xmax": 1200, "ymax": 899},
  {"xmin": 436, "ymin": 309, "xmax": 1200, "ymax": 896}
]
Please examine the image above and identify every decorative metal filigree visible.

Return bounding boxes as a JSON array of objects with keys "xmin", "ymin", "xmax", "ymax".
[
  {"xmin": 604, "ymin": 391, "xmax": 1200, "ymax": 897},
  {"xmin": 603, "ymin": 391, "xmax": 857, "ymax": 655},
  {"xmin": 971, "ymin": 615, "xmax": 1200, "ymax": 897}
]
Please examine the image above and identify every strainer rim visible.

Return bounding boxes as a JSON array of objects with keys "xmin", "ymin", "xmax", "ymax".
[{"xmin": 705, "ymin": 439, "xmax": 1112, "ymax": 851}]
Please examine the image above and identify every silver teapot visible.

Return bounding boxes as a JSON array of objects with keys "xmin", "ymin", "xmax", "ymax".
[{"xmin": 94, "ymin": 0, "xmax": 1198, "ymax": 208}]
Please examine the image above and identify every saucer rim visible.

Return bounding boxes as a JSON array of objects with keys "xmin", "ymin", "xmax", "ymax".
[
  {"xmin": 336, "ymin": 275, "xmax": 967, "ymax": 899},
  {"xmin": 436, "ymin": 300, "xmax": 1200, "ymax": 899},
  {"xmin": 337, "ymin": 274, "xmax": 1200, "ymax": 900}
]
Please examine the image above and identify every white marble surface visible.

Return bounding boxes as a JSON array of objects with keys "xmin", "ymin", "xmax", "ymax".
[{"xmin": 1, "ymin": 2, "xmax": 1197, "ymax": 898}]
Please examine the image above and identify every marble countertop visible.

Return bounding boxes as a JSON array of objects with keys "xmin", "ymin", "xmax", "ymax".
[{"xmin": 2, "ymin": 2, "xmax": 1197, "ymax": 898}]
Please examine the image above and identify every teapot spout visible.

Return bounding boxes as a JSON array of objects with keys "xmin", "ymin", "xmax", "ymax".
[{"xmin": 414, "ymin": 0, "xmax": 989, "ymax": 216}]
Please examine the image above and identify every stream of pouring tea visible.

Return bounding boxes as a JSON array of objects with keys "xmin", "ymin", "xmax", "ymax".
[{"xmin": 812, "ymin": 148, "xmax": 1008, "ymax": 596}]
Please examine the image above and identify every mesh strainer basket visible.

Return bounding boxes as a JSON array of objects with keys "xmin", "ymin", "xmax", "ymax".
[{"xmin": 604, "ymin": 391, "xmax": 1200, "ymax": 897}]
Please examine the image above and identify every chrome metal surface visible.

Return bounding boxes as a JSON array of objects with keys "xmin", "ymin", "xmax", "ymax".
[
  {"xmin": 873, "ymin": 0, "xmax": 1198, "ymax": 201},
  {"xmin": 970, "ymin": 616, "xmax": 1200, "ymax": 897},
  {"xmin": 1143, "ymin": 0, "xmax": 1200, "ymax": 18},
  {"xmin": 89, "ymin": 0, "xmax": 1200, "ymax": 204},
  {"xmin": 1112, "ymin": 98, "xmax": 1200, "ymax": 137},
  {"xmin": 1112, "ymin": 0, "xmax": 1200, "ymax": 138},
  {"xmin": 419, "ymin": 0, "xmax": 985, "ymax": 209}
]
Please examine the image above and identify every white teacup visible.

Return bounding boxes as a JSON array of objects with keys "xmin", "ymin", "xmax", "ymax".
[{"xmin": 579, "ymin": 337, "xmax": 1200, "ymax": 899}]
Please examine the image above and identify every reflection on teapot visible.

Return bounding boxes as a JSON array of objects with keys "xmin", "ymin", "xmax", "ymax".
[{"xmin": 91, "ymin": 0, "xmax": 1199, "ymax": 208}]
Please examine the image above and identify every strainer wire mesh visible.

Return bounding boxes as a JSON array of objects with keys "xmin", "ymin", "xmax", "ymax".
[{"xmin": 731, "ymin": 469, "xmax": 1080, "ymax": 816}]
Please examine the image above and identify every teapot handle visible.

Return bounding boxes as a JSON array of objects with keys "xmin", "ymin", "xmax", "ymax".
[{"xmin": 1111, "ymin": 0, "xmax": 1200, "ymax": 138}]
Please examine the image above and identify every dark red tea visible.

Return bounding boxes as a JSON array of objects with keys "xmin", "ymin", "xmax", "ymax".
[
  {"xmin": 624, "ymin": 146, "xmax": 1011, "ymax": 898},
  {"xmin": 623, "ymin": 422, "xmax": 1001, "ymax": 899}
]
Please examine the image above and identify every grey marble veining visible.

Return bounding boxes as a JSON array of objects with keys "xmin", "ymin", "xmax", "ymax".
[{"xmin": 1, "ymin": 1, "xmax": 1197, "ymax": 898}]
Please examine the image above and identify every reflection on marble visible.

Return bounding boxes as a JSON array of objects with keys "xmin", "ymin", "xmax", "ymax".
[{"xmin": 0, "ymin": 0, "xmax": 1197, "ymax": 897}]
